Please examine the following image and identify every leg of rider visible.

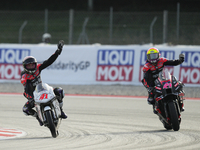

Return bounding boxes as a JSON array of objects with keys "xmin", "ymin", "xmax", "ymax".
[
  {"xmin": 23, "ymin": 83, "xmax": 43, "ymax": 125},
  {"xmin": 23, "ymin": 84, "xmax": 36, "ymax": 117},
  {"xmin": 142, "ymin": 79, "xmax": 157, "ymax": 113},
  {"xmin": 22, "ymin": 99, "xmax": 37, "ymax": 117},
  {"xmin": 178, "ymin": 83, "xmax": 185, "ymax": 112},
  {"xmin": 147, "ymin": 90, "xmax": 155, "ymax": 105},
  {"xmin": 142, "ymin": 79, "xmax": 155, "ymax": 105},
  {"xmin": 54, "ymin": 87, "xmax": 67, "ymax": 119},
  {"xmin": 178, "ymin": 94, "xmax": 185, "ymax": 112},
  {"xmin": 179, "ymin": 100, "xmax": 184, "ymax": 112},
  {"xmin": 149, "ymin": 92, "xmax": 159, "ymax": 114},
  {"xmin": 22, "ymin": 97, "xmax": 43, "ymax": 126}
]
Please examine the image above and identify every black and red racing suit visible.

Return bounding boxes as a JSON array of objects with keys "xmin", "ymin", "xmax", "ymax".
[
  {"xmin": 142, "ymin": 57, "xmax": 182, "ymax": 90},
  {"xmin": 21, "ymin": 53, "xmax": 59, "ymax": 100}
]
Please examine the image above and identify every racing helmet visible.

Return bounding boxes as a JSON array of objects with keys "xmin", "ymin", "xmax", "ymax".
[
  {"xmin": 23, "ymin": 56, "xmax": 37, "ymax": 74},
  {"xmin": 146, "ymin": 47, "xmax": 160, "ymax": 64},
  {"xmin": 42, "ymin": 33, "xmax": 51, "ymax": 43}
]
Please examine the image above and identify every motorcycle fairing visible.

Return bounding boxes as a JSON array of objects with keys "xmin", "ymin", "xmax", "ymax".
[{"xmin": 34, "ymin": 83, "xmax": 55, "ymax": 104}]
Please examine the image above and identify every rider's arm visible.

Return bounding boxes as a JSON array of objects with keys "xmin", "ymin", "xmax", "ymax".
[
  {"xmin": 164, "ymin": 53, "xmax": 184, "ymax": 66},
  {"xmin": 20, "ymin": 70, "xmax": 27, "ymax": 86},
  {"xmin": 142, "ymin": 63, "xmax": 154, "ymax": 89},
  {"xmin": 39, "ymin": 53, "xmax": 59, "ymax": 71},
  {"xmin": 20, "ymin": 71, "xmax": 34, "ymax": 99},
  {"xmin": 164, "ymin": 59, "xmax": 182, "ymax": 66},
  {"xmin": 142, "ymin": 72, "xmax": 150, "ymax": 88},
  {"xmin": 39, "ymin": 40, "xmax": 64, "ymax": 71}
]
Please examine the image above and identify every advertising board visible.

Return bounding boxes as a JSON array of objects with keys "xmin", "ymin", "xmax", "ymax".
[{"xmin": 0, "ymin": 44, "xmax": 199, "ymax": 87}]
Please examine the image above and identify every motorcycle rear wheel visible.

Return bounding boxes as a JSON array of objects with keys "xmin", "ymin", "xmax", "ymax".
[
  {"xmin": 45, "ymin": 110, "xmax": 57, "ymax": 138},
  {"xmin": 168, "ymin": 102, "xmax": 180, "ymax": 131}
]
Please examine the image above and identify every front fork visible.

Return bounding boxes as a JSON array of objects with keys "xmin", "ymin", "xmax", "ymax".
[
  {"xmin": 35, "ymin": 105, "xmax": 54, "ymax": 126},
  {"xmin": 35, "ymin": 104, "xmax": 44, "ymax": 122}
]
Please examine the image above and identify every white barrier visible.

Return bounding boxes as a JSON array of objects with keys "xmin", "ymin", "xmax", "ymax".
[{"xmin": 0, "ymin": 43, "xmax": 200, "ymax": 87}]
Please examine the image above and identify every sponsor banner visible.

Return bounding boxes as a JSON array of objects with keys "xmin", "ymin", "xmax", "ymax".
[
  {"xmin": 139, "ymin": 49, "xmax": 175, "ymax": 82},
  {"xmin": 0, "ymin": 44, "xmax": 200, "ymax": 87},
  {"xmin": 179, "ymin": 51, "xmax": 200, "ymax": 84},
  {"xmin": 0, "ymin": 48, "xmax": 30, "ymax": 80},
  {"xmin": 47, "ymin": 61, "xmax": 90, "ymax": 72},
  {"xmin": 96, "ymin": 50, "xmax": 134, "ymax": 82},
  {"xmin": 31, "ymin": 45, "xmax": 97, "ymax": 84},
  {"xmin": 0, "ymin": 64, "xmax": 23, "ymax": 80}
]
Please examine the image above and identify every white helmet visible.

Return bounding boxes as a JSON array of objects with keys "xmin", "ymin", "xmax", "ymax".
[{"xmin": 42, "ymin": 33, "xmax": 51, "ymax": 43}]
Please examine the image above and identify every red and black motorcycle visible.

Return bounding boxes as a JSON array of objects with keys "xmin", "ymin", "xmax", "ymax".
[{"xmin": 153, "ymin": 70, "xmax": 185, "ymax": 131}]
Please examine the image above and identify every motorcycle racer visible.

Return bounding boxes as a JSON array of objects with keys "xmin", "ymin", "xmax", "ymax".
[
  {"xmin": 141, "ymin": 47, "xmax": 185, "ymax": 113},
  {"xmin": 21, "ymin": 40, "xmax": 67, "ymax": 126}
]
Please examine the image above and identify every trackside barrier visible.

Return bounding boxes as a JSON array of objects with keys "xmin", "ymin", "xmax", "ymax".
[{"xmin": 0, "ymin": 43, "xmax": 200, "ymax": 87}]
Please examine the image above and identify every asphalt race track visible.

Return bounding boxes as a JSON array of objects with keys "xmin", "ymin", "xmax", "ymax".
[{"xmin": 0, "ymin": 94, "xmax": 200, "ymax": 150}]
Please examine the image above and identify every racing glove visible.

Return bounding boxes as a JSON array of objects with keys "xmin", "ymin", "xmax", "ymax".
[
  {"xmin": 55, "ymin": 40, "xmax": 64, "ymax": 55},
  {"xmin": 179, "ymin": 53, "xmax": 185, "ymax": 63}
]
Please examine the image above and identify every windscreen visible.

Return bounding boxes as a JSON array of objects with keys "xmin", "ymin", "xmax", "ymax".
[
  {"xmin": 158, "ymin": 69, "xmax": 171, "ymax": 81},
  {"xmin": 35, "ymin": 83, "xmax": 45, "ymax": 93}
]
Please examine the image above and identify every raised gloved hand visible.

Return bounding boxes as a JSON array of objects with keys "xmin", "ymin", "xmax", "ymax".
[
  {"xmin": 55, "ymin": 40, "xmax": 64, "ymax": 55},
  {"xmin": 179, "ymin": 53, "xmax": 185, "ymax": 63}
]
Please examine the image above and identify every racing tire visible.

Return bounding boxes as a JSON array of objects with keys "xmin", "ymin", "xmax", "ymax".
[
  {"xmin": 163, "ymin": 123, "xmax": 173, "ymax": 130},
  {"xmin": 159, "ymin": 116, "xmax": 172, "ymax": 130},
  {"xmin": 168, "ymin": 102, "xmax": 180, "ymax": 131},
  {"xmin": 45, "ymin": 110, "xmax": 57, "ymax": 138}
]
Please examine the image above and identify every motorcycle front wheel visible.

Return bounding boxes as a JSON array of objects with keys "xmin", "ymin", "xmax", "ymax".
[
  {"xmin": 168, "ymin": 102, "xmax": 180, "ymax": 131},
  {"xmin": 45, "ymin": 110, "xmax": 57, "ymax": 138}
]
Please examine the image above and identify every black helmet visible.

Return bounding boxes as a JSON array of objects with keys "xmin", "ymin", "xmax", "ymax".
[{"xmin": 23, "ymin": 56, "xmax": 37, "ymax": 74}]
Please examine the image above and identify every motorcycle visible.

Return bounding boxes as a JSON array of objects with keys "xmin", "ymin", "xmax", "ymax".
[
  {"xmin": 33, "ymin": 83, "xmax": 62, "ymax": 138},
  {"xmin": 153, "ymin": 70, "xmax": 185, "ymax": 131}
]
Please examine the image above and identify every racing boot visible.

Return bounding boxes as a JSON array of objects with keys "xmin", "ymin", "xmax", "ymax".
[
  {"xmin": 60, "ymin": 107, "xmax": 67, "ymax": 119},
  {"xmin": 180, "ymin": 103, "xmax": 185, "ymax": 112},
  {"xmin": 54, "ymin": 87, "xmax": 67, "ymax": 119},
  {"xmin": 147, "ymin": 92, "xmax": 155, "ymax": 105},
  {"xmin": 34, "ymin": 113, "xmax": 43, "ymax": 126},
  {"xmin": 181, "ymin": 107, "xmax": 185, "ymax": 112},
  {"xmin": 178, "ymin": 95, "xmax": 185, "ymax": 112},
  {"xmin": 152, "ymin": 105, "xmax": 158, "ymax": 114},
  {"xmin": 23, "ymin": 100, "xmax": 43, "ymax": 126},
  {"xmin": 178, "ymin": 88, "xmax": 185, "ymax": 112}
]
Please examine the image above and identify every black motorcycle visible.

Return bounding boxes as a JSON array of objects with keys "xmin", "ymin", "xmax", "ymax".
[{"xmin": 153, "ymin": 70, "xmax": 185, "ymax": 131}]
